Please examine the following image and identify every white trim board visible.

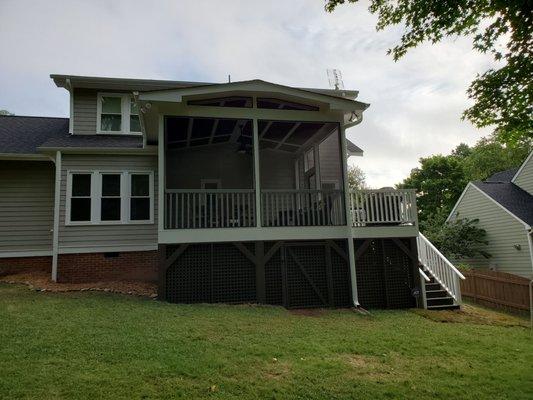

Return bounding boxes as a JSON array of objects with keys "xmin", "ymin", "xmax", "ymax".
[
  {"xmin": 447, "ymin": 182, "xmax": 531, "ymax": 229},
  {"xmin": 511, "ymin": 151, "xmax": 533, "ymax": 183},
  {"xmin": 0, "ymin": 250, "xmax": 52, "ymax": 258},
  {"xmin": 58, "ymin": 244, "xmax": 158, "ymax": 254}
]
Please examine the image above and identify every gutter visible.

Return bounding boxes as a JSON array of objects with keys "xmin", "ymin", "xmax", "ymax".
[{"xmin": 38, "ymin": 146, "xmax": 157, "ymax": 155}]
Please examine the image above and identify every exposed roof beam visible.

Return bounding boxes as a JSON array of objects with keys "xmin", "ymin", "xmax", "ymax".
[{"xmin": 275, "ymin": 122, "xmax": 301, "ymax": 150}]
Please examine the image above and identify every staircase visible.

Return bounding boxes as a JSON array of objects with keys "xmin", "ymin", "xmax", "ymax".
[{"xmin": 417, "ymin": 233, "xmax": 466, "ymax": 310}]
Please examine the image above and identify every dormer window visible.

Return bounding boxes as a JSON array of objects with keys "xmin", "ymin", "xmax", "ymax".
[{"xmin": 97, "ymin": 93, "xmax": 141, "ymax": 135}]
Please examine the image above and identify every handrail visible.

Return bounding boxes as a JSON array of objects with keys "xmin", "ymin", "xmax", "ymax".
[
  {"xmin": 261, "ymin": 189, "xmax": 345, "ymax": 227},
  {"xmin": 418, "ymin": 232, "xmax": 466, "ymax": 280},
  {"xmin": 417, "ymin": 232, "xmax": 465, "ymax": 303},
  {"xmin": 419, "ymin": 268, "xmax": 430, "ymax": 282},
  {"xmin": 166, "ymin": 189, "xmax": 255, "ymax": 194},
  {"xmin": 349, "ymin": 188, "xmax": 417, "ymax": 226}
]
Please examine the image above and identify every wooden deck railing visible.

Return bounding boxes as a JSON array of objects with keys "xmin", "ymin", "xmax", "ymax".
[
  {"xmin": 261, "ymin": 189, "xmax": 345, "ymax": 227},
  {"xmin": 165, "ymin": 189, "xmax": 255, "ymax": 229},
  {"xmin": 349, "ymin": 189, "xmax": 417, "ymax": 227}
]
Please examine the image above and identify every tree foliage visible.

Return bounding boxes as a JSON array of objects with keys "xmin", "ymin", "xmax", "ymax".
[
  {"xmin": 426, "ymin": 217, "xmax": 491, "ymax": 260},
  {"xmin": 347, "ymin": 165, "xmax": 368, "ymax": 190},
  {"xmin": 399, "ymin": 135, "xmax": 529, "ymax": 230},
  {"xmin": 325, "ymin": 0, "xmax": 533, "ymax": 146},
  {"xmin": 0, "ymin": 110, "xmax": 14, "ymax": 116}
]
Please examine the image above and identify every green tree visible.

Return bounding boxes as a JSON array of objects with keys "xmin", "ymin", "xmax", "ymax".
[
  {"xmin": 461, "ymin": 137, "xmax": 530, "ymax": 181},
  {"xmin": 347, "ymin": 165, "xmax": 368, "ymax": 190},
  {"xmin": 0, "ymin": 110, "xmax": 14, "ymax": 116},
  {"xmin": 325, "ymin": 0, "xmax": 533, "ymax": 146},
  {"xmin": 398, "ymin": 154, "xmax": 467, "ymax": 229},
  {"xmin": 427, "ymin": 217, "xmax": 491, "ymax": 260}
]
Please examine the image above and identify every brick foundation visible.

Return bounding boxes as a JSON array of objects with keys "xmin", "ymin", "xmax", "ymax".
[
  {"xmin": 57, "ymin": 250, "xmax": 158, "ymax": 283},
  {"xmin": 0, "ymin": 256, "xmax": 52, "ymax": 277}
]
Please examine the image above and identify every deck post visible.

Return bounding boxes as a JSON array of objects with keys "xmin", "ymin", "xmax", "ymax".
[
  {"xmin": 252, "ymin": 98, "xmax": 261, "ymax": 228},
  {"xmin": 339, "ymin": 124, "xmax": 359, "ymax": 306}
]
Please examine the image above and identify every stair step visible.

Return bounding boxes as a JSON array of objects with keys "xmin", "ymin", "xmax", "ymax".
[
  {"xmin": 425, "ymin": 283, "xmax": 442, "ymax": 291},
  {"xmin": 425, "ymin": 290, "xmax": 448, "ymax": 299},
  {"xmin": 426, "ymin": 297, "xmax": 455, "ymax": 306},
  {"xmin": 427, "ymin": 304, "xmax": 460, "ymax": 310}
]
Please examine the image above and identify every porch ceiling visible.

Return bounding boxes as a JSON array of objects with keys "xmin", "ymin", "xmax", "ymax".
[{"xmin": 165, "ymin": 116, "xmax": 337, "ymax": 154}]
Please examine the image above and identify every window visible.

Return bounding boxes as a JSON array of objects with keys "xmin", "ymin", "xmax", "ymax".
[
  {"xmin": 130, "ymin": 174, "xmax": 151, "ymax": 221},
  {"xmin": 101, "ymin": 174, "xmax": 121, "ymax": 221},
  {"xmin": 70, "ymin": 174, "xmax": 92, "ymax": 222},
  {"xmin": 130, "ymin": 98, "xmax": 141, "ymax": 133},
  {"xmin": 97, "ymin": 93, "xmax": 142, "ymax": 134},
  {"xmin": 67, "ymin": 171, "xmax": 153, "ymax": 225}
]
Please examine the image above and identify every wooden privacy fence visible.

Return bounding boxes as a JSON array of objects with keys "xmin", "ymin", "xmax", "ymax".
[{"xmin": 461, "ymin": 269, "xmax": 532, "ymax": 312}]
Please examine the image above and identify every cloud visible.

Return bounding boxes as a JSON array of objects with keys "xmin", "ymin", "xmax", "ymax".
[{"xmin": 0, "ymin": 0, "xmax": 493, "ymax": 186}]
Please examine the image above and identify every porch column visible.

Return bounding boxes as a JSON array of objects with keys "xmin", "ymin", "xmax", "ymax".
[
  {"xmin": 339, "ymin": 124, "xmax": 359, "ymax": 306},
  {"xmin": 252, "ymin": 108, "xmax": 261, "ymax": 227}
]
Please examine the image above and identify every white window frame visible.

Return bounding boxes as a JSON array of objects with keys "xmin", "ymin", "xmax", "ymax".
[
  {"xmin": 128, "ymin": 172, "xmax": 155, "ymax": 223},
  {"xmin": 66, "ymin": 170, "xmax": 154, "ymax": 226},
  {"xmin": 96, "ymin": 93, "xmax": 142, "ymax": 135}
]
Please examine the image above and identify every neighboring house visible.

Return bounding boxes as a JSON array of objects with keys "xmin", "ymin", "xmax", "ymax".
[
  {"xmin": 447, "ymin": 152, "xmax": 533, "ymax": 278},
  {"xmin": 0, "ymin": 74, "xmax": 460, "ymax": 309}
]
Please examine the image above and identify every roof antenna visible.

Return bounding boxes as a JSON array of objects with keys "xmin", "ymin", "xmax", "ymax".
[
  {"xmin": 228, "ymin": 74, "xmax": 231, "ymax": 83},
  {"xmin": 327, "ymin": 69, "xmax": 344, "ymax": 91}
]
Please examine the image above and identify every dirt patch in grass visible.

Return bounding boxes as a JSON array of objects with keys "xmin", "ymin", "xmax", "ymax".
[
  {"xmin": 412, "ymin": 303, "xmax": 529, "ymax": 328},
  {"xmin": 0, "ymin": 270, "xmax": 157, "ymax": 297}
]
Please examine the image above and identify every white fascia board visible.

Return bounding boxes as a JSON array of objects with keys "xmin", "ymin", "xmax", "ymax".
[
  {"xmin": 0, "ymin": 153, "xmax": 51, "ymax": 161},
  {"xmin": 37, "ymin": 146, "xmax": 158, "ymax": 155},
  {"xmin": 139, "ymin": 80, "xmax": 368, "ymax": 112},
  {"xmin": 511, "ymin": 151, "xmax": 533, "ymax": 183}
]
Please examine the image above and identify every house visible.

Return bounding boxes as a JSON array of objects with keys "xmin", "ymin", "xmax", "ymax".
[
  {"xmin": 447, "ymin": 152, "xmax": 533, "ymax": 278},
  {"xmin": 0, "ymin": 74, "xmax": 462, "ymax": 309}
]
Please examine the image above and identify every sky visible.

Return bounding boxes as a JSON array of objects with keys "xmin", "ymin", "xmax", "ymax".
[{"xmin": 0, "ymin": 0, "xmax": 494, "ymax": 187}]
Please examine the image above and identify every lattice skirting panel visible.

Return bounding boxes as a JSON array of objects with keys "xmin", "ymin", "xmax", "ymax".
[
  {"xmin": 160, "ymin": 240, "xmax": 352, "ymax": 309},
  {"xmin": 354, "ymin": 238, "xmax": 418, "ymax": 309}
]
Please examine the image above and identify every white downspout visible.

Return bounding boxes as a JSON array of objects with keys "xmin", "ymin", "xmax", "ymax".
[
  {"xmin": 51, "ymin": 151, "xmax": 62, "ymax": 281},
  {"xmin": 66, "ymin": 79, "xmax": 74, "ymax": 135}
]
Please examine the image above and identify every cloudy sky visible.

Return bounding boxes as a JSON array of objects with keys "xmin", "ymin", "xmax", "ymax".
[{"xmin": 0, "ymin": 0, "xmax": 493, "ymax": 187}]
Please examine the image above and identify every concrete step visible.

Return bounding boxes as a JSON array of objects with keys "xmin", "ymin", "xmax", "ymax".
[{"xmin": 426, "ymin": 296, "xmax": 455, "ymax": 307}]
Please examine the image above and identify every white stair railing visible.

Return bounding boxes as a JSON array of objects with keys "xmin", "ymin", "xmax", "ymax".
[{"xmin": 417, "ymin": 232, "xmax": 466, "ymax": 303}]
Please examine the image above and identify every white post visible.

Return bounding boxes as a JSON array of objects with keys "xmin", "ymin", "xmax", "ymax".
[
  {"xmin": 158, "ymin": 114, "xmax": 165, "ymax": 234},
  {"xmin": 252, "ymin": 99, "xmax": 261, "ymax": 227},
  {"xmin": 339, "ymin": 125, "xmax": 359, "ymax": 306},
  {"xmin": 51, "ymin": 151, "xmax": 61, "ymax": 282}
]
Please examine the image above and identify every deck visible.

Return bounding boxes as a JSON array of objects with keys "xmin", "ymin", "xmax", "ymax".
[{"xmin": 160, "ymin": 188, "xmax": 418, "ymax": 243}]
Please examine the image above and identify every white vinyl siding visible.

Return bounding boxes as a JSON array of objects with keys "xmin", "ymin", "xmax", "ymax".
[
  {"xmin": 513, "ymin": 153, "xmax": 533, "ymax": 196},
  {"xmin": 0, "ymin": 161, "xmax": 54, "ymax": 255},
  {"xmin": 59, "ymin": 155, "xmax": 158, "ymax": 253},
  {"xmin": 450, "ymin": 185, "xmax": 532, "ymax": 277}
]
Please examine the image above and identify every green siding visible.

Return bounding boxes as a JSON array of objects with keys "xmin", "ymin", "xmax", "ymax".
[
  {"xmin": 59, "ymin": 155, "xmax": 158, "ymax": 253},
  {"xmin": 0, "ymin": 161, "xmax": 54, "ymax": 255},
  {"xmin": 451, "ymin": 184, "xmax": 532, "ymax": 277},
  {"xmin": 514, "ymin": 153, "xmax": 533, "ymax": 196}
]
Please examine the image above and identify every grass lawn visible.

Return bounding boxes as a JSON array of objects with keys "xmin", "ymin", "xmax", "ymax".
[{"xmin": 1, "ymin": 284, "xmax": 531, "ymax": 399}]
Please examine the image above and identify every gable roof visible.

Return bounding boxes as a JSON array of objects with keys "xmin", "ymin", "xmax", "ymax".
[
  {"xmin": 0, "ymin": 115, "xmax": 68, "ymax": 155},
  {"xmin": 139, "ymin": 79, "xmax": 369, "ymax": 112},
  {"xmin": 471, "ymin": 181, "xmax": 533, "ymax": 227},
  {"xmin": 51, "ymin": 74, "xmax": 360, "ymax": 101},
  {"xmin": 486, "ymin": 168, "xmax": 519, "ymax": 183}
]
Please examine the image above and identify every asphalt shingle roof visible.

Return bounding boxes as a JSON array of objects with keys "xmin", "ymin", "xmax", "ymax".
[
  {"xmin": 346, "ymin": 139, "xmax": 363, "ymax": 155},
  {"xmin": 0, "ymin": 115, "xmax": 68, "ymax": 154},
  {"xmin": 40, "ymin": 134, "xmax": 143, "ymax": 149},
  {"xmin": 473, "ymin": 180, "xmax": 533, "ymax": 226},
  {"xmin": 0, "ymin": 115, "xmax": 143, "ymax": 154},
  {"xmin": 485, "ymin": 168, "xmax": 519, "ymax": 183}
]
